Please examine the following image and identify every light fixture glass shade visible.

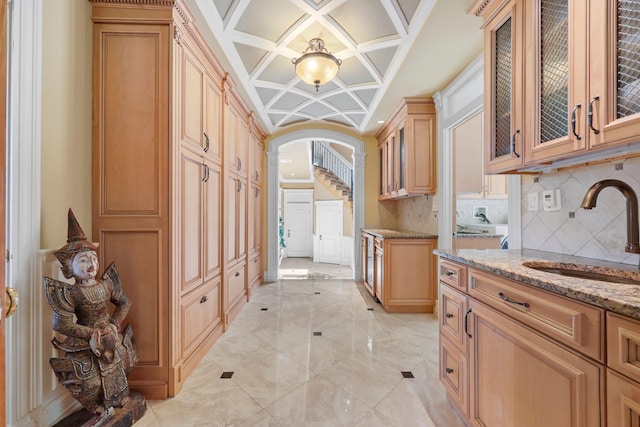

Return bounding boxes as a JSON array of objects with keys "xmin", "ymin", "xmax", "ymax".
[{"xmin": 293, "ymin": 38, "xmax": 341, "ymax": 91}]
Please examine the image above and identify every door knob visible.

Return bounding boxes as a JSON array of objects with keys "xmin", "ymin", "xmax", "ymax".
[{"xmin": 5, "ymin": 287, "xmax": 18, "ymax": 318}]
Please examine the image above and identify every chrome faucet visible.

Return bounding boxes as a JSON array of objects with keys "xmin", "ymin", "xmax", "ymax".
[
  {"xmin": 581, "ymin": 179, "xmax": 640, "ymax": 257},
  {"xmin": 476, "ymin": 213, "xmax": 492, "ymax": 224}
]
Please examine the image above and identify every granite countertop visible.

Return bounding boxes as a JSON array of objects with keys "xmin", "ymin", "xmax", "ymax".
[
  {"xmin": 435, "ymin": 248, "xmax": 640, "ymax": 320},
  {"xmin": 362, "ymin": 228, "xmax": 437, "ymax": 239}
]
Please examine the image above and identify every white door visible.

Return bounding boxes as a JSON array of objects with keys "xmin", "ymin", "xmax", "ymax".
[
  {"xmin": 315, "ymin": 201, "xmax": 343, "ymax": 264},
  {"xmin": 283, "ymin": 190, "xmax": 313, "ymax": 257}
]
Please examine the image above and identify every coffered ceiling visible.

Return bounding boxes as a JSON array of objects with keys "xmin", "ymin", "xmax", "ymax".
[{"xmin": 189, "ymin": 0, "xmax": 484, "ymax": 135}]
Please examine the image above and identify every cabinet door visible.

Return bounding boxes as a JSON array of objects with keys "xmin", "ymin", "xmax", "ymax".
[
  {"xmin": 607, "ymin": 368, "xmax": 640, "ymax": 427},
  {"xmin": 468, "ymin": 299, "xmax": 603, "ymax": 427},
  {"xmin": 203, "ymin": 163, "xmax": 221, "ymax": 281},
  {"xmin": 406, "ymin": 113, "xmax": 436, "ymax": 194},
  {"xmin": 203, "ymin": 75, "xmax": 222, "ymax": 162},
  {"xmin": 524, "ymin": 0, "xmax": 588, "ymax": 164},
  {"xmin": 374, "ymin": 242, "xmax": 384, "ymax": 304},
  {"xmin": 484, "ymin": 0, "xmax": 525, "ymax": 173},
  {"xmin": 378, "ymin": 143, "xmax": 387, "ymax": 198},
  {"xmin": 227, "ymin": 176, "xmax": 237, "ymax": 263},
  {"xmin": 179, "ymin": 150, "xmax": 204, "ymax": 294},
  {"xmin": 181, "ymin": 49, "xmax": 204, "ymax": 151},
  {"xmin": 237, "ymin": 116, "xmax": 249, "ymax": 178},
  {"xmin": 224, "ymin": 101, "xmax": 237, "ymax": 172},
  {"xmin": 237, "ymin": 179, "xmax": 247, "ymax": 260},
  {"xmin": 589, "ymin": 0, "xmax": 640, "ymax": 148},
  {"xmin": 249, "ymin": 131, "xmax": 263, "ymax": 184},
  {"xmin": 248, "ymin": 184, "xmax": 261, "ymax": 254}
]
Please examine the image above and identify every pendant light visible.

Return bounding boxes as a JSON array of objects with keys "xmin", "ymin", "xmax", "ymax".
[{"xmin": 292, "ymin": 38, "xmax": 342, "ymax": 92}]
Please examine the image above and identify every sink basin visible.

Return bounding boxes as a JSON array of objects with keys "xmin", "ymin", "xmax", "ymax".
[{"xmin": 522, "ymin": 261, "xmax": 640, "ymax": 285}]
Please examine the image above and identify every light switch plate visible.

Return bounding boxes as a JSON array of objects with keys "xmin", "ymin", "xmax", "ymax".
[{"xmin": 528, "ymin": 192, "xmax": 538, "ymax": 211}]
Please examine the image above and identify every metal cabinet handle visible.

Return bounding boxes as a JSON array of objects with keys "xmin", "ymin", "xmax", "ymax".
[
  {"xmin": 236, "ymin": 179, "xmax": 241, "ymax": 192},
  {"xmin": 200, "ymin": 295, "xmax": 208, "ymax": 304},
  {"xmin": 445, "ymin": 313, "xmax": 454, "ymax": 319},
  {"xmin": 464, "ymin": 308, "xmax": 472, "ymax": 338},
  {"xmin": 201, "ymin": 163, "xmax": 209, "ymax": 182},
  {"xmin": 237, "ymin": 157, "xmax": 242, "ymax": 171},
  {"xmin": 498, "ymin": 292, "xmax": 530, "ymax": 308},
  {"xmin": 445, "ymin": 270, "xmax": 454, "ymax": 277},
  {"xmin": 235, "ymin": 271, "xmax": 240, "ymax": 277},
  {"xmin": 588, "ymin": 96, "xmax": 600, "ymax": 134},
  {"xmin": 254, "ymin": 171, "xmax": 259, "ymax": 181},
  {"xmin": 511, "ymin": 130, "xmax": 521, "ymax": 158},
  {"xmin": 571, "ymin": 104, "xmax": 582, "ymax": 140},
  {"xmin": 203, "ymin": 132, "xmax": 210, "ymax": 152},
  {"xmin": 445, "ymin": 367, "xmax": 454, "ymax": 374}
]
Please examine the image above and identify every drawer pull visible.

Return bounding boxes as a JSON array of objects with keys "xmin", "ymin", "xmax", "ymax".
[
  {"xmin": 445, "ymin": 367, "xmax": 454, "ymax": 374},
  {"xmin": 498, "ymin": 292, "xmax": 530, "ymax": 308},
  {"xmin": 235, "ymin": 271, "xmax": 240, "ymax": 277},
  {"xmin": 445, "ymin": 313, "xmax": 454, "ymax": 318},
  {"xmin": 464, "ymin": 308, "xmax": 473, "ymax": 338},
  {"xmin": 445, "ymin": 270, "xmax": 454, "ymax": 277},
  {"xmin": 200, "ymin": 295, "xmax": 208, "ymax": 304}
]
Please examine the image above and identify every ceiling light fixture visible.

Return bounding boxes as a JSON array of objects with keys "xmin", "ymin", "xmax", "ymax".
[{"xmin": 292, "ymin": 38, "xmax": 341, "ymax": 92}]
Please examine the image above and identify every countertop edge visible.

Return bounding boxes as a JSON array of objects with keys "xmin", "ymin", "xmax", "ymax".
[{"xmin": 435, "ymin": 249, "xmax": 640, "ymax": 320}]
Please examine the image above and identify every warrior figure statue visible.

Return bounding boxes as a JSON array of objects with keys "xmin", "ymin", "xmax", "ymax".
[{"xmin": 44, "ymin": 209, "xmax": 139, "ymax": 418}]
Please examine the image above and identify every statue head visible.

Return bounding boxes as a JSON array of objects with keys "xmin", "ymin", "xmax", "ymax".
[{"xmin": 54, "ymin": 209, "xmax": 98, "ymax": 280}]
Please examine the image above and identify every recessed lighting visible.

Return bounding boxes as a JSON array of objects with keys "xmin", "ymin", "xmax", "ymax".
[
  {"xmin": 377, "ymin": 120, "xmax": 385, "ymax": 124},
  {"xmin": 290, "ymin": 172, "xmax": 295, "ymax": 176},
  {"xmin": 280, "ymin": 158, "xmax": 292, "ymax": 163}
]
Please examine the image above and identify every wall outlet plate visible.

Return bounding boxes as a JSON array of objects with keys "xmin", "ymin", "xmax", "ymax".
[{"xmin": 527, "ymin": 192, "xmax": 538, "ymax": 211}]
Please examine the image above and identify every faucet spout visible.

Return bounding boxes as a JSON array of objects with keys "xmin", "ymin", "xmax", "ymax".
[{"xmin": 581, "ymin": 179, "xmax": 640, "ymax": 254}]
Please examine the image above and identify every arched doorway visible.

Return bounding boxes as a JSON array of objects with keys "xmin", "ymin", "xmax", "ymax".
[{"xmin": 265, "ymin": 129, "xmax": 365, "ymax": 282}]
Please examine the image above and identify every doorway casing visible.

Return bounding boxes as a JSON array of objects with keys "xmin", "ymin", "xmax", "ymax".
[{"xmin": 266, "ymin": 129, "xmax": 365, "ymax": 282}]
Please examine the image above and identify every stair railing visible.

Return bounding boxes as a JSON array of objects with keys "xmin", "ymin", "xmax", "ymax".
[{"xmin": 311, "ymin": 141, "xmax": 353, "ymax": 193}]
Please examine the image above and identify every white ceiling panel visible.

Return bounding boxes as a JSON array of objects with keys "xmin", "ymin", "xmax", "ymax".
[{"xmin": 191, "ymin": 0, "xmax": 484, "ymax": 134}]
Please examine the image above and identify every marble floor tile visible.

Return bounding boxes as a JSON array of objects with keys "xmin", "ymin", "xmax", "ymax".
[{"xmin": 138, "ymin": 260, "xmax": 465, "ymax": 426}]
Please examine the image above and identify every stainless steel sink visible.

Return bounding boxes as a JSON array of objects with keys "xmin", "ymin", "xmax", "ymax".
[{"xmin": 522, "ymin": 261, "xmax": 640, "ymax": 285}]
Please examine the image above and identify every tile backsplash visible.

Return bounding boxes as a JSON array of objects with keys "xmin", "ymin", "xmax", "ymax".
[
  {"xmin": 379, "ymin": 195, "xmax": 438, "ymax": 234},
  {"xmin": 456, "ymin": 199, "xmax": 508, "ymax": 226},
  {"xmin": 521, "ymin": 156, "xmax": 640, "ymax": 265}
]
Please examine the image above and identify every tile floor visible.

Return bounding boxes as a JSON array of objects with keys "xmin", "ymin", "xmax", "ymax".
[
  {"xmin": 278, "ymin": 257, "xmax": 354, "ymax": 280},
  {"xmin": 136, "ymin": 263, "xmax": 465, "ymax": 427}
]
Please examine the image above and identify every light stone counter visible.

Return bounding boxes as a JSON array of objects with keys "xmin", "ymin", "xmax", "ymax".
[{"xmin": 435, "ymin": 248, "xmax": 640, "ymax": 320}]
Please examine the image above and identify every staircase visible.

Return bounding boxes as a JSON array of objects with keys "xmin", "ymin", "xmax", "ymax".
[
  {"xmin": 314, "ymin": 166, "xmax": 353, "ymax": 210},
  {"xmin": 311, "ymin": 141, "xmax": 353, "ymax": 209}
]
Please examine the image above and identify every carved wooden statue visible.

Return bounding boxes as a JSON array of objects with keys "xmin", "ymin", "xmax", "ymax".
[{"xmin": 44, "ymin": 209, "xmax": 141, "ymax": 424}]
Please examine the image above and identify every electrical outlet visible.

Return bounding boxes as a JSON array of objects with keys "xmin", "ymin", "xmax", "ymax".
[{"xmin": 528, "ymin": 192, "xmax": 538, "ymax": 211}]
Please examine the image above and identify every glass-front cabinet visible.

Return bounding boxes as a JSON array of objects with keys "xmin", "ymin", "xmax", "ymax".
[
  {"xmin": 483, "ymin": 0, "xmax": 525, "ymax": 173},
  {"xmin": 475, "ymin": 0, "xmax": 640, "ymax": 172}
]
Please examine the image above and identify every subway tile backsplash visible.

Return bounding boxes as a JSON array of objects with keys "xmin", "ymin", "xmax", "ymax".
[{"xmin": 521, "ymin": 156, "xmax": 640, "ymax": 265}]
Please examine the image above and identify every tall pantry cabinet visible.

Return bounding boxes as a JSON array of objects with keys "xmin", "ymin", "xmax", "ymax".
[{"xmin": 90, "ymin": 0, "xmax": 265, "ymax": 399}]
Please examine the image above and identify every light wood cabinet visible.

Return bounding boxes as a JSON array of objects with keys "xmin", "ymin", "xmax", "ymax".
[
  {"xmin": 371, "ymin": 235, "xmax": 437, "ymax": 313},
  {"xmin": 90, "ymin": 0, "xmax": 263, "ymax": 398},
  {"xmin": 376, "ymin": 98, "xmax": 437, "ymax": 199},
  {"xmin": 468, "ymin": 298, "xmax": 603, "ymax": 427},
  {"xmin": 438, "ymin": 259, "xmax": 605, "ymax": 426},
  {"xmin": 473, "ymin": 0, "xmax": 640, "ymax": 173},
  {"xmin": 607, "ymin": 369, "xmax": 640, "ymax": 427}
]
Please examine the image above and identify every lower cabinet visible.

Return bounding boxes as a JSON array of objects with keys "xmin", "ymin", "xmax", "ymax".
[
  {"xmin": 469, "ymin": 299, "xmax": 602, "ymax": 426},
  {"xmin": 438, "ymin": 258, "xmax": 607, "ymax": 426},
  {"xmin": 373, "ymin": 235, "xmax": 437, "ymax": 313}
]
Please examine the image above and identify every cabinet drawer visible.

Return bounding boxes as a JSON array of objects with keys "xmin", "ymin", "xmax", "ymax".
[
  {"xmin": 468, "ymin": 268, "xmax": 604, "ymax": 362},
  {"xmin": 374, "ymin": 237, "xmax": 384, "ymax": 250},
  {"xmin": 439, "ymin": 260, "xmax": 467, "ymax": 292},
  {"xmin": 227, "ymin": 263, "xmax": 246, "ymax": 307},
  {"xmin": 440, "ymin": 335, "xmax": 468, "ymax": 417},
  {"xmin": 181, "ymin": 278, "xmax": 221, "ymax": 357},
  {"xmin": 248, "ymin": 253, "xmax": 261, "ymax": 283},
  {"xmin": 440, "ymin": 283, "xmax": 468, "ymax": 350},
  {"xmin": 607, "ymin": 312, "xmax": 640, "ymax": 383}
]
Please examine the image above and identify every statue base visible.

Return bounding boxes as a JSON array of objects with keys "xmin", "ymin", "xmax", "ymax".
[{"xmin": 53, "ymin": 392, "xmax": 147, "ymax": 427}]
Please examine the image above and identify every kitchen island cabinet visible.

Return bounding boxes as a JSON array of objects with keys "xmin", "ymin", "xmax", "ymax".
[{"xmin": 362, "ymin": 229, "xmax": 437, "ymax": 313}]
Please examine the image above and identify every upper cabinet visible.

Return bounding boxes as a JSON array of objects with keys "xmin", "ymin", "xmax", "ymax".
[
  {"xmin": 474, "ymin": 0, "xmax": 640, "ymax": 173},
  {"xmin": 376, "ymin": 98, "xmax": 437, "ymax": 199}
]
